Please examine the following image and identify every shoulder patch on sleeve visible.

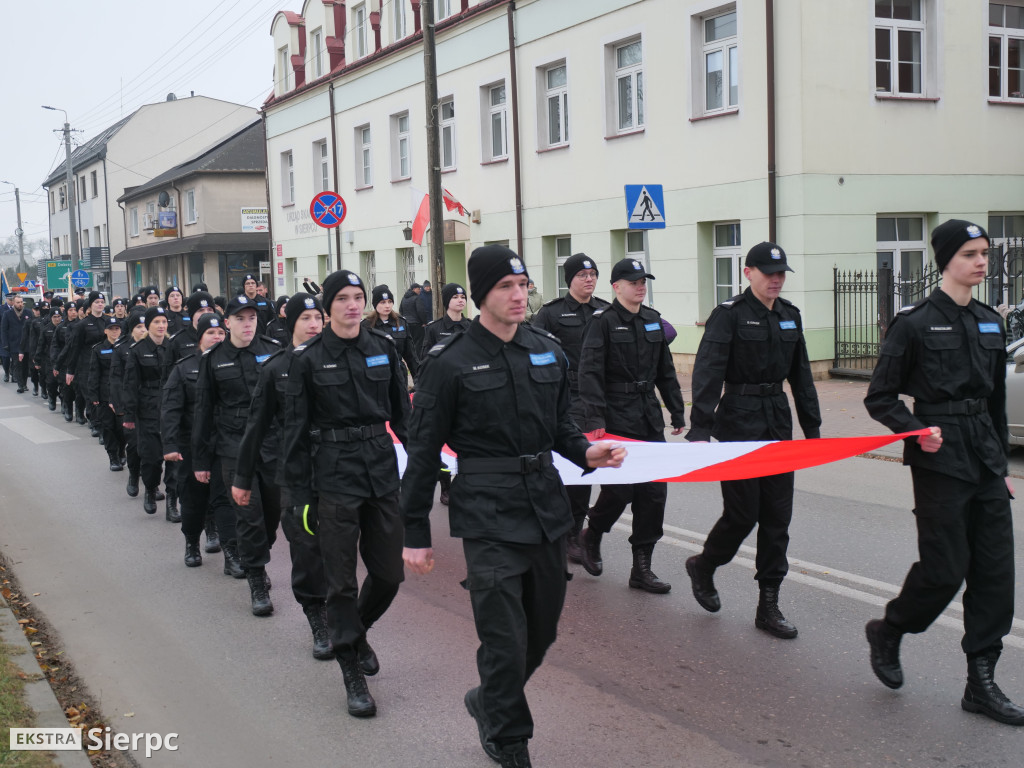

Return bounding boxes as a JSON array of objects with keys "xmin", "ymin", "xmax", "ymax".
[
  {"xmin": 522, "ymin": 324, "xmax": 559, "ymax": 342},
  {"xmin": 541, "ymin": 296, "xmax": 562, "ymax": 308},
  {"xmin": 427, "ymin": 332, "xmax": 463, "ymax": 357},
  {"xmin": 777, "ymin": 297, "xmax": 797, "ymax": 309}
]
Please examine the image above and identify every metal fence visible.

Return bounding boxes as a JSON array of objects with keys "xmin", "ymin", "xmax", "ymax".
[{"xmin": 833, "ymin": 237, "xmax": 1024, "ymax": 376}]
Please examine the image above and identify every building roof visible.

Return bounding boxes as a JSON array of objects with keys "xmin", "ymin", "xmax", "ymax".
[
  {"xmin": 41, "ymin": 116, "xmax": 132, "ymax": 188},
  {"xmin": 117, "ymin": 119, "xmax": 266, "ymax": 203},
  {"xmin": 111, "ymin": 232, "xmax": 270, "ymax": 263}
]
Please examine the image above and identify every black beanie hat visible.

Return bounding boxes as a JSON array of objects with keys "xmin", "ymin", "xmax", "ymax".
[
  {"xmin": 75, "ymin": 299, "xmax": 87, "ymax": 311},
  {"xmin": 371, "ymin": 285, "xmax": 394, "ymax": 308},
  {"xmin": 186, "ymin": 291, "xmax": 215, "ymax": 317},
  {"xmin": 127, "ymin": 308, "xmax": 147, "ymax": 328},
  {"xmin": 931, "ymin": 219, "xmax": 990, "ymax": 273},
  {"xmin": 441, "ymin": 282, "xmax": 466, "ymax": 310},
  {"xmin": 468, "ymin": 245, "xmax": 528, "ymax": 307},
  {"xmin": 275, "ymin": 294, "xmax": 290, "ymax": 314},
  {"xmin": 144, "ymin": 306, "xmax": 167, "ymax": 329},
  {"xmin": 196, "ymin": 313, "xmax": 225, "ymax": 338},
  {"xmin": 285, "ymin": 293, "xmax": 324, "ymax": 336},
  {"xmin": 87, "ymin": 291, "xmax": 106, "ymax": 308},
  {"xmin": 563, "ymin": 253, "xmax": 598, "ymax": 287},
  {"xmin": 321, "ymin": 270, "xmax": 366, "ymax": 312},
  {"xmin": 165, "ymin": 285, "xmax": 184, "ymax": 301}
]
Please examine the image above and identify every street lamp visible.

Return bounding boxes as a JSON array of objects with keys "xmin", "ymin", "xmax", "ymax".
[
  {"xmin": 400, "ymin": 221, "xmax": 412, "ymax": 241},
  {"xmin": 42, "ymin": 105, "xmax": 79, "ymax": 272}
]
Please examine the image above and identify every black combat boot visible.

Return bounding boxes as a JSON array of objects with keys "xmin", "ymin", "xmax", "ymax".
[
  {"xmin": 685, "ymin": 555, "xmax": 721, "ymax": 612},
  {"xmin": 75, "ymin": 409, "xmax": 86, "ymax": 425},
  {"xmin": 222, "ymin": 543, "xmax": 245, "ymax": 578},
  {"xmin": 565, "ymin": 519, "xmax": 584, "ymax": 564},
  {"xmin": 579, "ymin": 527, "xmax": 603, "ymax": 576},
  {"xmin": 755, "ymin": 580, "xmax": 797, "ymax": 639},
  {"xmin": 184, "ymin": 536, "xmax": 202, "ymax": 567},
  {"xmin": 204, "ymin": 516, "xmax": 221, "ymax": 553},
  {"xmin": 62, "ymin": 401, "xmax": 73, "ymax": 422},
  {"xmin": 356, "ymin": 635, "xmax": 380, "ymax": 676},
  {"xmin": 628, "ymin": 544, "xmax": 672, "ymax": 594},
  {"xmin": 108, "ymin": 454, "xmax": 123, "ymax": 472},
  {"xmin": 32, "ymin": 383, "xmax": 38, "ymax": 397},
  {"xmin": 303, "ymin": 603, "xmax": 334, "ymax": 660},
  {"xmin": 497, "ymin": 742, "xmax": 532, "ymax": 768},
  {"xmin": 464, "ymin": 687, "xmax": 500, "ymax": 762},
  {"xmin": 143, "ymin": 489, "xmax": 157, "ymax": 515},
  {"xmin": 89, "ymin": 424, "xmax": 100, "ymax": 437},
  {"xmin": 337, "ymin": 653, "xmax": 376, "ymax": 717},
  {"xmin": 126, "ymin": 473, "xmax": 140, "ymax": 497},
  {"xmin": 165, "ymin": 491, "xmax": 180, "ymax": 523},
  {"xmin": 154, "ymin": 488, "xmax": 165, "ymax": 501},
  {"xmin": 865, "ymin": 618, "xmax": 904, "ymax": 689},
  {"xmin": 246, "ymin": 567, "xmax": 273, "ymax": 616},
  {"xmin": 47, "ymin": 396, "xmax": 56, "ymax": 411},
  {"xmin": 961, "ymin": 652, "xmax": 1024, "ymax": 725}
]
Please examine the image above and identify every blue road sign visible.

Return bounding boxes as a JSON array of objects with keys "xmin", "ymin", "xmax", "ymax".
[
  {"xmin": 625, "ymin": 184, "xmax": 666, "ymax": 229},
  {"xmin": 70, "ymin": 269, "xmax": 90, "ymax": 288},
  {"xmin": 22, "ymin": 280, "xmax": 36, "ymax": 289},
  {"xmin": 310, "ymin": 191, "xmax": 348, "ymax": 229}
]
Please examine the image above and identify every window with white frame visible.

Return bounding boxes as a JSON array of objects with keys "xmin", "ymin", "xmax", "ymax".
[
  {"xmin": 314, "ymin": 140, "xmax": 330, "ymax": 192},
  {"xmin": 875, "ymin": 0, "xmax": 925, "ymax": 96},
  {"xmin": 277, "ymin": 46, "xmax": 290, "ymax": 93},
  {"xmin": 625, "ymin": 230, "xmax": 650, "ymax": 303},
  {"xmin": 703, "ymin": 9, "xmax": 738, "ymax": 114},
  {"xmin": 49, "ymin": 190, "xmax": 55, "ymax": 214},
  {"xmin": 311, "ymin": 27, "xmax": 324, "ymax": 79},
  {"xmin": 440, "ymin": 98, "xmax": 456, "ymax": 170},
  {"xmin": 184, "ymin": 189, "xmax": 197, "ymax": 224},
  {"xmin": 544, "ymin": 63, "xmax": 569, "ymax": 147},
  {"xmin": 356, "ymin": 125, "xmax": 372, "ymax": 187},
  {"xmin": 93, "ymin": 226, "xmax": 101, "ymax": 247},
  {"xmin": 391, "ymin": 112, "xmax": 411, "ymax": 180},
  {"xmin": 877, "ymin": 215, "xmax": 927, "ymax": 305},
  {"xmin": 81, "ymin": 229, "xmax": 89, "ymax": 249},
  {"xmin": 90, "ymin": 170, "xmax": 98, "ymax": 198},
  {"xmin": 394, "ymin": 0, "xmax": 407, "ymax": 41},
  {"xmin": 58, "ymin": 185, "xmax": 66, "ymax": 210},
  {"xmin": 612, "ymin": 38, "xmax": 644, "ymax": 133},
  {"xmin": 436, "ymin": 0, "xmax": 453, "ymax": 20},
  {"xmin": 354, "ymin": 4, "xmax": 368, "ymax": 59},
  {"xmin": 80, "ymin": 176, "xmax": 86, "ymax": 202},
  {"xmin": 554, "ymin": 236, "xmax": 572, "ymax": 298},
  {"xmin": 485, "ymin": 83, "xmax": 508, "ymax": 160},
  {"xmin": 281, "ymin": 151, "xmax": 295, "ymax": 204},
  {"xmin": 130, "ymin": 207, "xmax": 139, "ymax": 237},
  {"xmin": 713, "ymin": 222, "xmax": 742, "ymax": 305},
  {"xmin": 989, "ymin": 3, "xmax": 1024, "ymax": 100},
  {"xmin": 397, "ymin": 248, "xmax": 416, "ymax": 293},
  {"xmin": 360, "ymin": 250, "xmax": 377, "ymax": 288}
]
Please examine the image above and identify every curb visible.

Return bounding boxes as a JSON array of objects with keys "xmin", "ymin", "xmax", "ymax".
[{"xmin": 0, "ymin": 594, "xmax": 93, "ymax": 768}]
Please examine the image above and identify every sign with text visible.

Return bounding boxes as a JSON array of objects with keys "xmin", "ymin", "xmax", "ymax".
[
  {"xmin": 45, "ymin": 260, "xmax": 72, "ymax": 290},
  {"xmin": 241, "ymin": 207, "xmax": 269, "ymax": 232}
]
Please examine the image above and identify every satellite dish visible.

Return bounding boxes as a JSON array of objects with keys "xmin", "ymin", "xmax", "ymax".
[{"xmin": 157, "ymin": 191, "xmax": 171, "ymax": 207}]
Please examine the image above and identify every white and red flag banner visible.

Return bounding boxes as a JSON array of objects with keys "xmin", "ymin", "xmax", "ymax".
[
  {"xmin": 389, "ymin": 430, "xmax": 929, "ymax": 484},
  {"xmin": 410, "ymin": 188, "xmax": 469, "ymax": 245}
]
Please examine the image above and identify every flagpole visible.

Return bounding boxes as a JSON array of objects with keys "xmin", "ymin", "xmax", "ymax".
[{"xmin": 422, "ymin": 0, "xmax": 446, "ymax": 318}]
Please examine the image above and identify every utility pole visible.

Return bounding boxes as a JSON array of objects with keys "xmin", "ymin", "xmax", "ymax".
[
  {"xmin": 421, "ymin": 0, "xmax": 446, "ymax": 319},
  {"xmin": 43, "ymin": 106, "xmax": 79, "ymax": 273},
  {"xmin": 0, "ymin": 181, "xmax": 26, "ymax": 273}
]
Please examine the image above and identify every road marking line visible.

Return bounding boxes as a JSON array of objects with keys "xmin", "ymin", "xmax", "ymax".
[
  {"xmin": 0, "ymin": 405, "xmax": 30, "ymax": 411},
  {"xmin": 615, "ymin": 514, "xmax": 1024, "ymax": 646},
  {"xmin": 0, "ymin": 416, "xmax": 79, "ymax": 444}
]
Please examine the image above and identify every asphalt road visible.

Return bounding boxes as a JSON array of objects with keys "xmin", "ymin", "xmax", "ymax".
[{"xmin": 2, "ymin": 382, "xmax": 1024, "ymax": 767}]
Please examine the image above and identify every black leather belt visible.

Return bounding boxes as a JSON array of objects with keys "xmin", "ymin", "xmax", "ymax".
[
  {"xmin": 607, "ymin": 380, "xmax": 652, "ymax": 394},
  {"xmin": 914, "ymin": 398, "xmax": 987, "ymax": 416},
  {"xmin": 320, "ymin": 423, "xmax": 388, "ymax": 442},
  {"xmin": 458, "ymin": 451, "xmax": 553, "ymax": 474},
  {"xmin": 724, "ymin": 382, "xmax": 783, "ymax": 396}
]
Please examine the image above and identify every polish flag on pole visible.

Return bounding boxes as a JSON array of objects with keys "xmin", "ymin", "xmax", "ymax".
[{"xmin": 410, "ymin": 188, "xmax": 469, "ymax": 245}]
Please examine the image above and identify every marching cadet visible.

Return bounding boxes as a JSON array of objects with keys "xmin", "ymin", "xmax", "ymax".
[
  {"xmin": 363, "ymin": 285, "xmax": 418, "ymax": 385},
  {"xmin": 123, "ymin": 307, "xmax": 173, "ymax": 517},
  {"xmin": 239, "ymin": 273, "xmax": 274, "ymax": 333},
  {"xmin": 111, "ymin": 298, "xmax": 129, "ymax": 331},
  {"xmin": 162, "ymin": 313, "xmax": 236, "ymax": 570},
  {"xmin": 401, "ymin": 245, "xmax": 624, "ymax": 768},
  {"xmin": 864, "ymin": 220, "xmax": 1024, "ymax": 725},
  {"xmin": 65, "ymin": 291, "xmax": 108, "ymax": 437},
  {"xmin": 232, "ymin": 293, "xmax": 332, "ymax": 660},
  {"xmin": 111, "ymin": 311, "xmax": 148, "ymax": 492},
  {"xmin": 83, "ymin": 316, "xmax": 124, "ymax": 471},
  {"xmin": 531, "ymin": 254, "xmax": 609, "ymax": 562},
  {"xmin": 21, "ymin": 301, "xmax": 46, "ymax": 397},
  {"xmin": 169, "ymin": 291, "xmax": 217, "ymax": 363},
  {"xmin": 35, "ymin": 306, "xmax": 62, "ymax": 410},
  {"xmin": 265, "ymin": 295, "xmax": 291, "ymax": 346},
  {"xmin": 684, "ymin": 242, "xmax": 821, "ymax": 639},
  {"xmin": 577, "ymin": 257, "xmax": 686, "ymax": 593},
  {"xmin": 192, "ymin": 295, "xmax": 282, "ymax": 614},
  {"xmin": 419, "ymin": 282, "xmax": 471, "ymax": 358},
  {"xmin": 278, "ymin": 270, "xmax": 410, "ymax": 718},
  {"xmin": 142, "ymin": 287, "xmax": 162, "ymax": 308},
  {"xmin": 51, "ymin": 301, "xmax": 79, "ymax": 422},
  {"xmin": 164, "ymin": 286, "xmax": 187, "ymax": 336}
]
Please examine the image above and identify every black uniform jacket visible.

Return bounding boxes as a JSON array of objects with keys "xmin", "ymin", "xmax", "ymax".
[
  {"xmin": 687, "ymin": 288, "xmax": 821, "ymax": 443},
  {"xmin": 51, "ymin": 319, "xmax": 76, "ymax": 373},
  {"xmin": 108, "ymin": 337, "xmax": 134, "ymax": 415},
  {"xmin": 364, "ymin": 314, "xmax": 419, "ymax": 377},
  {"xmin": 420, "ymin": 314, "xmax": 471, "ymax": 359},
  {"xmin": 578, "ymin": 299, "xmax": 686, "ymax": 438},
  {"xmin": 401, "ymin": 319, "xmax": 592, "ymax": 549},
  {"xmin": 280, "ymin": 325, "xmax": 411, "ymax": 504},
  {"xmin": 123, "ymin": 337, "xmax": 172, "ymax": 424},
  {"xmin": 169, "ymin": 326, "xmax": 199, "ymax": 364},
  {"xmin": 865, "ymin": 288, "xmax": 1008, "ymax": 481},
  {"xmin": 192, "ymin": 335, "xmax": 281, "ymax": 470},
  {"xmin": 35, "ymin": 321, "xmax": 59, "ymax": 369},
  {"xmin": 233, "ymin": 345, "xmax": 295, "ymax": 493},
  {"xmin": 65, "ymin": 314, "xmax": 107, "ymax": 377},
  {"xmin": 161, "ymin": 353, "xmax": 201, "ymax": 457},
  {"xmin": 84, "ymin": 339, "xmax": 117, "ymax": 404}
]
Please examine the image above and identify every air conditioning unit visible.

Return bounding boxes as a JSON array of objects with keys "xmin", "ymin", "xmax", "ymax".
[{"xmin": 142, "ymin": 214, "xmax": 155, "ymax": 231}]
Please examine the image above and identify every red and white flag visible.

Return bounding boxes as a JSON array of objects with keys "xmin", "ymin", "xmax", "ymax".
[
  {"xmin": 410, "ymin": 188, "xmax": 469, "ymax": 245},
  {"xmin": 387, "ymin": 429, "xmax": 929, "ymax": 484}
]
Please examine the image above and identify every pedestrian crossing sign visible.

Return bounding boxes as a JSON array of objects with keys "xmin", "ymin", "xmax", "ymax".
[{"xmin": 625, "ymin": 184, "xmax": 666, "ymax": 229}]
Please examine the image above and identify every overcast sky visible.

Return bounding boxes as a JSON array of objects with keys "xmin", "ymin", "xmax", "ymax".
[{"xmin": 0, "ymin": 0, "xmax": 285, "ymax": 267}]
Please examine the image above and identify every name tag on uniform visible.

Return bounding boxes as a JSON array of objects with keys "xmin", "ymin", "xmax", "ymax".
[
  {"xmin": 929, "ymin": 326, "xmax": 953, "ymax": 332},
  {"xmin": 255, "ymin": 354, "xmax": 271, "ymax": 363},
  {"xmin": 779, "ymin": 320, "xmax": 797, "ymax": 330},
  {"xmin": 644, "ymin": 322, "xmax": 661, "ymax": 332},
  {"xmin": 745, "ymin": 320, "xmax": 762, "ymax": 326},
  {"xmin": 530, "ymin": 351, "xmax": 557, "ymax": 366},
  {"xmin": 979, "ymin": 323, "xmax": 1001, "ymax": 334},
  {"xmin": 100, "ymin": 349, "xmax": 113, "ymax": 355},
  {"xmin": 366, "ymin": 354, "xmax": 389, "ymax": 367}
]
